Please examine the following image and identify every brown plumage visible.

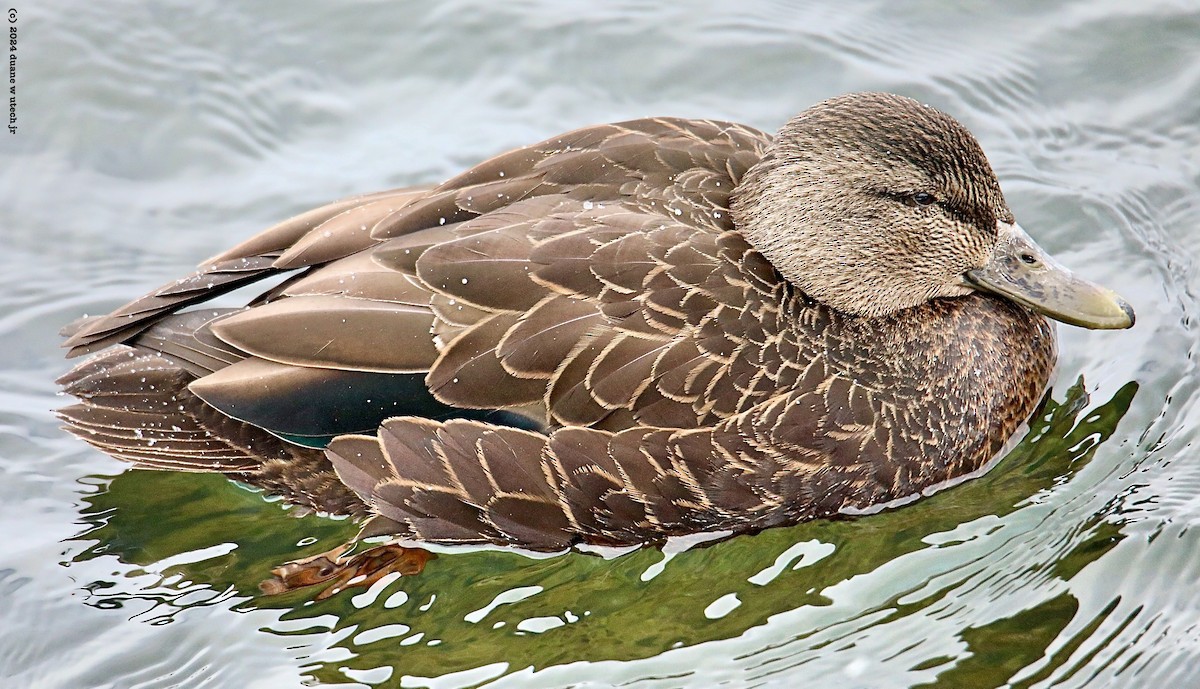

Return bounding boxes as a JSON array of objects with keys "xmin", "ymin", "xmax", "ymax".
[{"xmin": 59, "ymin": 92, "xmax": 1130, "ymax": 554}]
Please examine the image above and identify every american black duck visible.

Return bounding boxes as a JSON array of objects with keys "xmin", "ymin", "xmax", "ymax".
[{"xmin": 59, "ymin": 92, "xmax": 1132, "ymax": 587}]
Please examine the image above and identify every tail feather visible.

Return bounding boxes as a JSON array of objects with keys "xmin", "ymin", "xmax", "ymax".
[
  {"xmin": 58, "ymin": 343, "xmax": 366, "ymax": 516},
  {"xmin": 63, "ymin": 256, "xmax": 280, "ymax": 357},
  {"xmin": 65, "ymin": 187, "xmax": 434, "ymax": 359},
  {"xmin": 57, "ymin": 347, "xmax": 266, "ymax": 472},
  {"xmin": 132, "ymin": 308, "xmax": 246, "ymax": 376},
  {"xmin": 58, "ymin": 349, "xmax": 194, "ymax": 409}
]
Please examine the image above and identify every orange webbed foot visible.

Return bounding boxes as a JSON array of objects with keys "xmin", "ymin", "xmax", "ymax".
[{"xmin": 260, "ymin": 543, "xmax": 434, "ymax": 600}]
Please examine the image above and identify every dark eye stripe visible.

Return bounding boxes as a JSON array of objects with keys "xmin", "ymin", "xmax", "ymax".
[
  {"xmin": 875, "ymin": 189, "xmax": 938, "ymax": 208},
  {"xmin": 875, "ymin": 188, "xmax": 991, "ymax": 230}
]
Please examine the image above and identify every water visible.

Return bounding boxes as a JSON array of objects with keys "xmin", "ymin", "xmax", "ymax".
[{"xmin": 1, "ymin": 1, "xmax": 1197, "ymax": 687}]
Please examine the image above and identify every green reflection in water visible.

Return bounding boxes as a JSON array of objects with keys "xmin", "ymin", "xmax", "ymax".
[
  {"xmin": 915, "ymin": 593, "xmax": 1081, "ymax": 688},
  {"xmin": 69, "ymin": 379, "xmax": 1137, "ymax": 685}
]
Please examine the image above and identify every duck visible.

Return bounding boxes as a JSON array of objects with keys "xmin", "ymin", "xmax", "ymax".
[{"xmin": 58, "ymin": 92, "xmax": 1134, "ymax": 582}]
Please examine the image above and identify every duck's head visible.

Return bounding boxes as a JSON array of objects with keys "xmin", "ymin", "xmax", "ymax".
[{"xmin": 731, "ymin": 92, "xmax": 1134, "ymax": 329}]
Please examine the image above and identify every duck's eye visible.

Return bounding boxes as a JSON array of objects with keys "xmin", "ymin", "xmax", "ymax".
[{"xmin": 912, "ymin": 192, "xmax": 936, "ymax": 206}]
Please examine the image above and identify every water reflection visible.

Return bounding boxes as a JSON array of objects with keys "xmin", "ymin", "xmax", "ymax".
[{"xmin": 67, "ymin": 378, "xmax": 1137, "ymax": 685}]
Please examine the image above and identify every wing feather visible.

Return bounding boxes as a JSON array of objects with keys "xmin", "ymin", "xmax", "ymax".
[{"xmin": 210, "ymin": 295, "xmax": 438, "ymax": 373}]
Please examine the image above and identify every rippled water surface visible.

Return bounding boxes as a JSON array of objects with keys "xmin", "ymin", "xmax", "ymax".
[{"xmin": 2, "ymin": 2, "xmax": 1198, "ymax": 687}]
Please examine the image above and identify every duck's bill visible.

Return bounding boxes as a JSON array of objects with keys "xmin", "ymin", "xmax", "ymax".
[{"xmin": 964, "ymin": 222, "xmax": 1135, "ymax": 330}]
